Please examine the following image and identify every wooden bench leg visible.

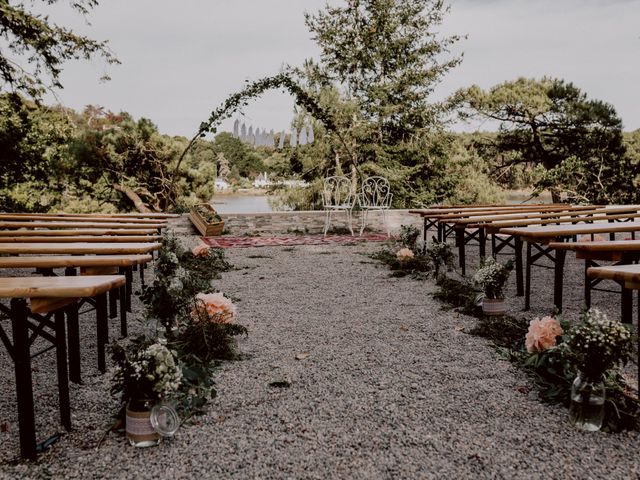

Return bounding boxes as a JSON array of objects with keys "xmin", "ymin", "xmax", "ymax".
[
  {"xmin": 621, "ymin": 286, "xmax": 633, "ymax": 324},
  {"xmin": 118, "ymin": 267, "xmax": 128, "ymax": 338},
  {"xmin": 515, "ymin": 236, "xmax": 524, "ymax": 297},
  {"xmin": 65, "ymin": 301, "xmax": 81, "ymax": 384},
  {"xmin": 525, "ymin": 242, "xmax": 532, "ymax": 311},
  {"xmin": 553, "ymin": 249, "xmax": 566, "ymax": 312},
  {"xmin": 124, "ymin": 268, "xmax": 133, "ymax": 313},
  {"xmin": 11, "ymin": 298, "xmax": 37, "ymax": 460},
  {"xmin": 54, "ymin": 310, "xmax": 71, "ymax": 431},
  {"xmin": 63, "ymin": 267, "xmax": 82, "ymax": 384},
  {"xmin": 95, "ymin": 293, "xmax": 108, "ymax": 373},
  {"xmin": 109, "ymin": 290, "xmax": 118, "ymax": 319},
  {"xmin": 139, "ymin": 262, "xmax": 146, "ymax": 286}
]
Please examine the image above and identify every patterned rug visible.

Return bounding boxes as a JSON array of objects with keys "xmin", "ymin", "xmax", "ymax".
[{"xmin": 202, "ymin": 233, "xmax": 390, "ymax": 248}]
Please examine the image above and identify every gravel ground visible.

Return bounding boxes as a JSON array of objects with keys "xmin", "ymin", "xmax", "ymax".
[{"xmin": 0, "ymin": 233, "xmax": 639, "ymax": 479}]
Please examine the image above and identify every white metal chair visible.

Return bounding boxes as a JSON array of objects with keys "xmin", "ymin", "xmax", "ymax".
[
  {"xmin": 322, "ymin": 176, "xmax": 355, "ymax": 236},
  {"xmin": 358, "ymin": 176, "xmax": 392, "ymax": 236}
]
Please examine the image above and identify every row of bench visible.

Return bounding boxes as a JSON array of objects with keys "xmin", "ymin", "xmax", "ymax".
[
  {"xmin": 0, "ymin": 212, "xmax": 177, "ymax": 460},
  {"xmin": 410, "ymin": 203, "xmax": 640, "ymax": 389}
]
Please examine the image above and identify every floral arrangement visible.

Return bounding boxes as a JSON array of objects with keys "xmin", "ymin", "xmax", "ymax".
[
  {"xmin": 473, "ymin": 257, "xmax": 514, "ymax": 299},
  {"xmin": 111, "ymin": 337, "xmax": 183, "ymax": 407},
  {"xmin": 176, "ymin": 292, "xmax": 247, "ymax": 363},
  {"xmin": 396, "ymin": 247, "xmax": 415, "ymax": 263},
  {"xmin": 191, "ymin": 292, "xmax": 237, "ymax": 323},
  {"xmin": 192, "ymin": 242, "xmax": 210, "ymax": 257},
  {"xmin": 140, "ymin": 232, "xmax": 232, "ymax": 336},
  {"xmin": 525, "ymin": 316, "xmax": 564, "ymax": 353},
  {"xmin": 564, "ymin": 308, "xmax": 633, "ymax": 379},
  {"xmin": 425, "ymin": 239, "xmax": 454, "ymax": 278},
  {"xmin": 398, "ymin": 225, "xmax": 420, "ymax": 250}
]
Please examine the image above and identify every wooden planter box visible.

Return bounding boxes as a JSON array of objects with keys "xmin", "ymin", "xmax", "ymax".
[{"xmin": 189, "ymin": 204, "xmax": 224, "ymax": 236}]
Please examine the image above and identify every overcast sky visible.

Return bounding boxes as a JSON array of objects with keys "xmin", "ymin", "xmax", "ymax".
[{"xmin": 43, "ymin": 0, "xmax": 640, "ymax": 137}]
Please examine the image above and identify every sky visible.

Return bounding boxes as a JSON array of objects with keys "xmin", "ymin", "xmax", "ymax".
[{"xmin": 41, "ymin": 0, "xmax": 640, "ymax": 137}]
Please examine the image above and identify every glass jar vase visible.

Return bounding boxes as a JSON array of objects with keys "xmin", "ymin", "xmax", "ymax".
[
  {"xmin": 569, "ymin": 372, "xmax": 606, "ymax": 431},
  {"xmin": 126, "ymin": 400, "xmax": 161, "ymax": 447}
]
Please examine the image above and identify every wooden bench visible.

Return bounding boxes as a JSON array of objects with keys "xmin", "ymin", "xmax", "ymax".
[
  {"xmin": 0, "ymin": 221, "xmax": 167, "ymax": 230},
  {"xmin": 0, "ymin": 275, "xmax": 125, "ymax": 460},
  {"xmin": 0, "ymin": 254, "xmax": 153, "ymax": 355},
  {"xmin": 585, "ymin": 264, "xmax": 640, "ymax": 391},
  {"xmin": 0, "ymin": 214, "xmax": 168, "ymax": 225},
  {"xmin": 0, "ymin": 212, "xmax": 179, "ymax": 219},
  {"xmin": 550, "ymin": 240, "xmax": 640, "ymax": 310},
  {"xmin": 0, "ymin": 242, "xmax": 161, "ymax": 255},
  {"xmin": 0, "ymin": 234, "xmax": 162, "ymax": 243},
  {"xmin": 0, "ymin": 228, "xmax": 158, "ymax": 237},
  {"xmin": 499, "ymin": 222, "xmax": 640, "ymax": 311}
]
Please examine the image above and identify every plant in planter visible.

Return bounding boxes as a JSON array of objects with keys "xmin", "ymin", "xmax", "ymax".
[
  {"xmin": 472, "ymin": 257, "xmax": 514, "ymax": 315},
  {"xmin": 189, "ymin": 203, "xmax": 224, "ymax": 236},
  {"xmin": 564, "ymin": 308, "xmax": 633, "ymax": 431},
  {"xmin": 111, "ymin": 337, "xmax": 183, "ymax": 447}
]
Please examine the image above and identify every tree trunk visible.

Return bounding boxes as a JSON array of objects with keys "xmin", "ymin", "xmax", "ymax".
[
  {"xmin": 550, "ymin": 187, "xmax": 563, "ymax": 204},
  {"xmin": 113, "ymin": 184, "xmax": 152, "ymax": 213}
]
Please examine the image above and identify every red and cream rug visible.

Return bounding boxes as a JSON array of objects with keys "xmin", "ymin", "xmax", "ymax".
[{"xmin": 202, "ymin": 233, "xmax": 390, "ymax": 249}]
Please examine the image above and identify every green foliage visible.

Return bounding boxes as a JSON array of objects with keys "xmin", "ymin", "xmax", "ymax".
[
  {"xmin": 424, "ymin": 239, "xmax": 455, "ymax": 278},
  {"xmin": 0, "ymin": 94, "xmax": 72, "ymax": 211},
  {"xmin": 174, "ymin": 315, "xmax": 247, "ymax": 364},
  {"xmin": 110, "ymin": 336, "xmax": 183, "ymax": 406},
  {"xmin": 0, "ymin": 0, "xmax": 119, "ymax": 98},
  {"xmin": 139, "ymin": 233, "xmax": 232, "ymax": 337},
  {"xmin": 369, "ymin": 246, "xmax": 432, "ymax": 279},
  {"xmin": 398, "ymin": 225, "xmax": 420, "ymax": 250},
  {"xmin": 431, "ymin": 275, "xmax": 479, "ymax": 315},
  {"xmin": 305, "ymin": 0, "xmax": 462, "ymax": 142},
  {"xmin": 472, "ymin": 257, "xmax": 514, "ymax": 299},
  {"xmin": 564, "ymin": 308, "xmax": 634, "ymax": 379},
  {"xmin": 452, "ymin": 297, "xmax": 640, "ymax": 431},
  {"xmin": 213, "ymin": 132, "xmax": 264, "ymax": 178},
  {"xmin": 454, "ymin": 77, "xmax": 635, "ymax": 203}
]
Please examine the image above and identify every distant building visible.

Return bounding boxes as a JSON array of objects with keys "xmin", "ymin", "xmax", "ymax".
[
  {"xmin": 253, "ymin": 172, "xmax": 271, "ymax": 188},
  {"xmin": 215, "ymin": 178, "xmax": 230, "ymax": 190}
]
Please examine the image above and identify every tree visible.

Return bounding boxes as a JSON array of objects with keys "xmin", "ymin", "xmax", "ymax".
[
  {"xmin": 453, "ymin": 78, "xmax": 634, "ymax": 203},
  {"xmin": 305, "ymin": 0, "xmax": 462, "ymax": 143},
  {"xmin": 0, "ymin": 93, "xmax": 72, "ymax": 211},
  {"xmin": 0, "ymin": 0, "xmax": 118, "ymax": 97}
]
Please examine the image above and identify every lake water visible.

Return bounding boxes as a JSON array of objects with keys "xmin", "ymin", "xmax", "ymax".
[
  {"xmin": 210, "ymin": 195, "xmax": 275, "ymax": 213},
  {"xmin": 210, "ymin": 191, "xmax": 553, "ymax": 213}
]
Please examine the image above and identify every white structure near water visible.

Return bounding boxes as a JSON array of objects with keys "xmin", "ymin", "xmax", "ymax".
[
  {"xmin": 215, "ymin": 178, "xmax": 231, "ymax": 190},
  {"xmin": 253, "ymin": 173, "xmax": 271, "ymax": 188}
]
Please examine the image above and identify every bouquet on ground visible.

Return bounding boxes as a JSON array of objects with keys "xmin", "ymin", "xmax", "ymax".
[
  {"xmin": 174, "ymin": 292, "xmax": 248, "ymax": 363},
  {"xmin": 564, "ymin": 308, "xmax": 633, "ymax": 379},
  {"xmin": 111, "ymin": 337, "xmax": 183, "ymax": 409},
  {"xmin": 473, "ymin": 257, "xmax": 514, "ymax": 300}
]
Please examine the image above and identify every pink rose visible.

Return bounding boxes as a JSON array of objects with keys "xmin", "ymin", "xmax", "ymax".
[
  {"xmin": 192, "ymin": 292, "xmax": 236, "ymax": 323},
  {"xmin": 525, "ymin": 316, "xmax": 563, "ymax": 353},
  {"xmin": 192, "ymin": 243, "xmax": 210, "ymax": 257},
  {"xmin": 396, "ymin": 248, "xmax": 414, "ymax": 263}
]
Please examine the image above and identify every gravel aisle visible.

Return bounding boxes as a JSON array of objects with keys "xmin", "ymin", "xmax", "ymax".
[{"xmin": 1, "ymin": 242, "xmax": 639, "ymax": 479}]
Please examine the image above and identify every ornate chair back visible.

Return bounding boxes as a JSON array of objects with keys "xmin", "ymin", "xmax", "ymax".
[
  {"xmin": 323, "ymin": 176, "xmax": 356, "ymax": 209},
  {"xmin": 359, "ymin": 176, "xmax": 392, "ymax": 209}
]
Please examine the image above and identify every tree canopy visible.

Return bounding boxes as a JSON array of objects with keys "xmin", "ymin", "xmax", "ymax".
[
  {"xmin": 453, "ymin": 77, "xmax": 635, "ymax": 203},
  {"xmin": 305, "ymin": 0, "xmax": 462, "ymax": 143},
  {"xmin": 0, "ymin": 0, "xmax": 118, "ymax": 97}
]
